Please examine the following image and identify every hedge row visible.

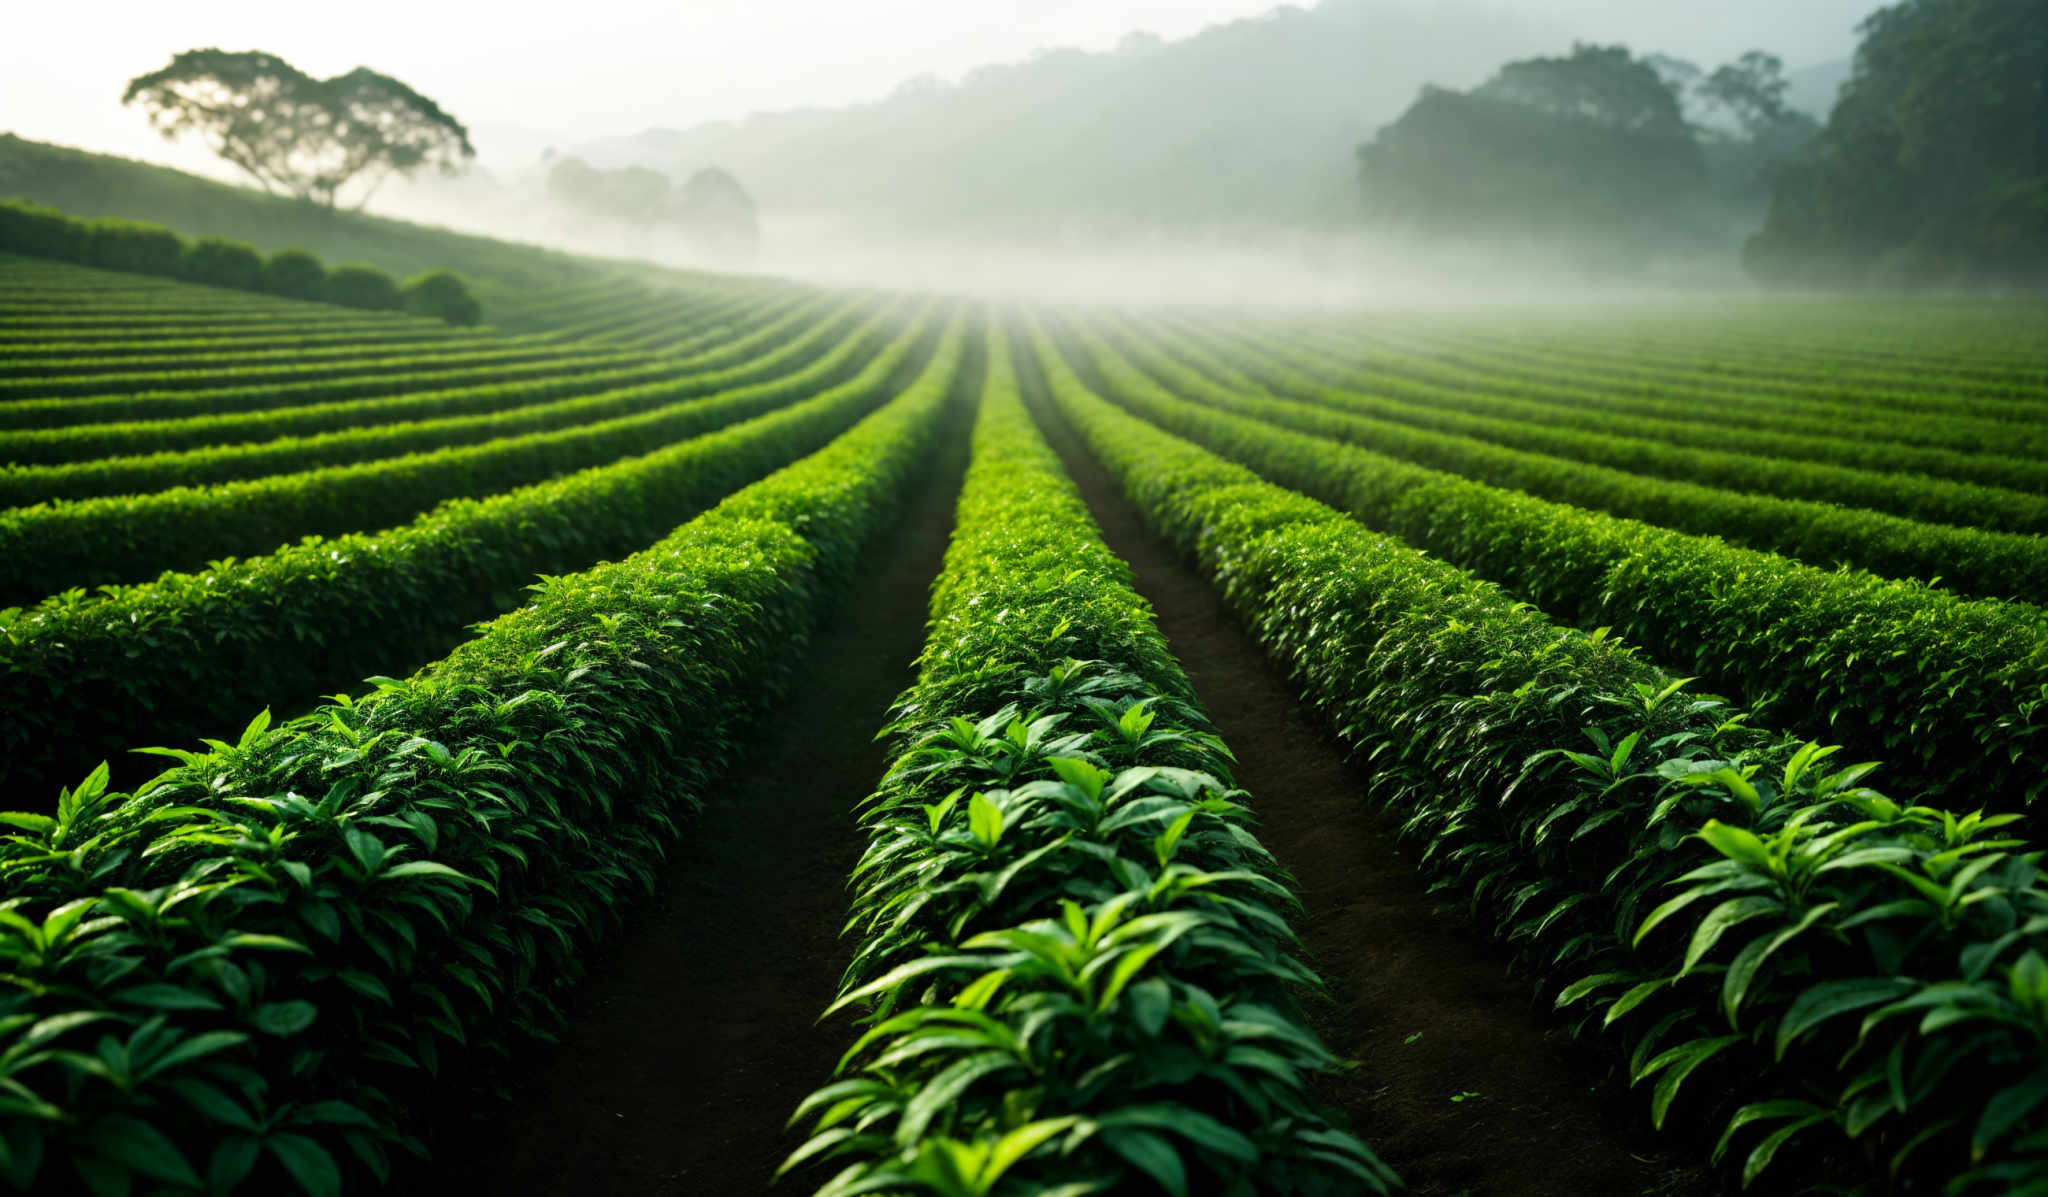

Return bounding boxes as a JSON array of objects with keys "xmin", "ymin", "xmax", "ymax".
[
  {"xmin": 0, "ymin": 357, "xmax": 678, "ymax": 465},
  {"xmin": 785, "ymin": 329, "xmax": 1394, "ymax": 1195},
  {"xmin": 0, "ymin": 309, "xmax": 949, "ymax": 806},
  {"xmin": 0, "ymin": 300, "xmax": 917, "ymax": 605},
  {"xmin": 0, "ymin": 199, "xmax": 481, "ymax": 324},
  {"xmin": 1029, "ymin": 320, "xmax": 2048, "ymax": 1194},
  {"xmin": 1044, "ymin": 320, "xmax": 2048, "ymax": 811},
  {"xmin": 0, "ymin": 343, "xmax": 583, "ymax": 403},
  {"xmin": 1062, "ymin": 323, "xmax": 2048, "ymax": 602},
  {"xmin": 0, "ymin": 312, "xmax": 969, "ymax": 1196},
  {"xmin": 0, "ymin": 296, "xmax": 865, "ymax": 503},
  {"xmin": 1178, "ymin": 316, "xmax": 2048, "ymax": 494}
]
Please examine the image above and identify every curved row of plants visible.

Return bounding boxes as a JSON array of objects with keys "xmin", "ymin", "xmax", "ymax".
[
  {"xmin": 0, "ymin": 295, "xmax": 865, "ymax": 503},
  {"xmin": 0, "ymin": 348, "xmax": 652, "ymax": 433},
  {"xmin": 0, "ymin": 201, "xmax": 483, "ymax": 325},
  {"xmin": 1274, "ymin": 317, "xmax": 2048, "ymax": 451},
  {"xmin": 1174, "ymin": 315, "xmax": 2048, "ymax": 493},
  {"xmin": 0, "ymin": 355, "xmax": 679, "ymax": 466},
  {"xmin": 0, "ymin": 310, "xmax": 972, "ymax": 1196},
  {"xmin": 785, "ymin": 332, "xmax": 1394, "ymax": 1196},
  {"xmin": 0, "ymin": 309, "xmax": 950, "ymax": 806},
  {"xmin": 1064, "ymin": 322, "xmax": 2048, "ymax": 602},
  {"xmin": 0, "ymin": 341, "xmax": 586, "ymax": 402},
  {"xmin": 1031, "ymin": 320, "xmax": 2048, "ymax": 812},
  {"xmin": 0, "ymin": 300, "xmax": 921, "ymax": 605},
  {"xmin": 1084, "ymin": 324, "xmax": 2048, "ymax": 596},
  {"xmin": 1321, "ymin": 312, "xmax": 2048, "ymax": 411},
  {"xmin": 1030, "ymin": 322, "xmax": 2048, "ymax": 1194}
]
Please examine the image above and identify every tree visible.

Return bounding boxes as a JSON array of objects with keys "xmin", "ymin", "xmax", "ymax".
[
  {"xmin": 1746, "ymin": 0, "xmax": 2048, "ymax": 286},
  {"xmin": 678, "ymin": 168, "xmax": 759, "ymax": 265},
  {"xmin": 1356, "ymin": 45, "xmax": 1712, "ymax": 269},
  {"xmin": 1698, "ymin": 51, "xmax": 1794, "ymax": 135},
  {"xmin": 122, "ymin": 49, "xmax": 474, "ymax": 209}
]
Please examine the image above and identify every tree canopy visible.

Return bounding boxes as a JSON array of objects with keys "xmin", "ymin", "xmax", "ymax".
[
  {"xmin": 122, "ymin": 49, "xmax": 474, "ymax": 209},
  {"xmin": 1746, "ymin": 0, "xmax": 2047, "ymax": 286},
  {"xmin": 1356, "ymin": 42, "xmax": 1824, "ymax": 273}
]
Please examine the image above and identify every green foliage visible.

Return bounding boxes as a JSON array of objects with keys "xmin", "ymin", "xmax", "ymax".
[
  {"xmin": 181, "ymin": 237, "xmax": 265, "ymax": 290},
  {"xmin": 0, "ymin": 311, "xmax": 966, "ymax": 1196},
  {"xmin": 1747, "ymin": 0, "xmax": 2048, "ymax": 287},
  {"xmin": 0, "ymin": 298, "xmax": 862, "ymax": 505},
  {"xmin": 397, "ymin": 269, "xmax": 480, "ymax": 326},
  {"xmin": 122, "ymin": 49, "xmax": 474, "ymax": 209},
  {"xmin": 262, "ymin": 248, "xmax": 329, "ymax": 301},
  {"xmin": 0, "ymin": 303, "xmax": 937, "ymax": 804},
  {"xmin": 83, "ymin": 217, "xmax": 187, "ymax": 276},
  {"xmin": 1033, "ymin": 319, "xmax": 2048, "ymax": 1191},
  {"xmin": 1046, "ymin": 317, "xmax": 2048, "ymax": 811},
  {"xmin": 787, "ymin": 331, "xmax": 1395, "ymax": 1195},
  {"xmin": 326, "ymin": 263, "xmax": 400, "ymax": 312},
  {"xmin": 1358, "ymin": 44, "xmax": 1715, "ymax": 268},
  {"xmin": 0, "ymin": 198, "xmax": 86, "ymax": 259}
]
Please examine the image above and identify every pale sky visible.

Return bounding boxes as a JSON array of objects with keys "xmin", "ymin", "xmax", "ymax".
[{"xmin": 2, "ymin": 0, "xmax": 1881, "ymax": 177}]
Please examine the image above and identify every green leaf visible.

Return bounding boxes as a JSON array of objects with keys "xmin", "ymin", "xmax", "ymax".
[
  {"xmin": 266, "ymin": 1133, "xmax": 341, "ymax": 1197},
  {"xmin": 1775, "ymin": 978, "xmax": 1913, "ymax": 1060},
  {"xmin": 1102, "ymin": 1127, "xmax": 1187, "ymax": 1197},
  {"xmin": 87, "ymin": 1116, "xmax": 201, "ymax": 1187}
]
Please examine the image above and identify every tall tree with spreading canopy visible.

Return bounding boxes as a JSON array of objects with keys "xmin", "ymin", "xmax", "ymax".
[
  {"xmin": 123, "ymin": 49, "xmax": 474, "ymax": 209},
  {"xmin": 1746, "ymin": 0, "xmax": 2048, "ymax": 286}
]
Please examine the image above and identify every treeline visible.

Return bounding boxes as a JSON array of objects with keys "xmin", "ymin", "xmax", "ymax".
[
  {"xmin": 0, "ymin": 198, "xmax": 482, "ymax": 323},
  {"xmin": 1746, "ymin": 0, "xmax": 2046, "ymax": 287},
  {"xmin": 545, "ymin": 158, "xmax": 760, "ymax": 265},
  {"xmin": 1356, "ymin": 44, "xmax": 1815, "ymax": 271},
  {"xmin": 1357, "ymin": 0, "xmax": 2046, "ymax": 287}
]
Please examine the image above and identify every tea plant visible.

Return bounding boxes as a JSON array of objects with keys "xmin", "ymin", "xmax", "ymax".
[{"xmin": 784, "ymin": 331, "xmax": 1394, "ymax": 1195}]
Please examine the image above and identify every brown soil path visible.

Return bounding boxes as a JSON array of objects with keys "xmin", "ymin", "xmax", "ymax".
[
  {"xmin": 402, "ymin": 389, "xmax": 975, "ymax": 1196},
  {"xmin": 1014, "ymin": 332, "xmax": 1718, "ymax": 1197}
]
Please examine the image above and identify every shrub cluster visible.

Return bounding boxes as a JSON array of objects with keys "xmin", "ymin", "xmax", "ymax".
[
  {"xmin": 1032, "ymin": 319, "xmax": 2048, "ymax": 1193},
  {"xmin": 0, "ymin": 197, "xmax": 479, "ymax": 323},
  {"xmin": 787, "ymin": 330, "xmax": 1395, "ymax": 1193},
  {"xmin": 0, "ymin": 313, "xmax": 969, "ymax": 1196}
]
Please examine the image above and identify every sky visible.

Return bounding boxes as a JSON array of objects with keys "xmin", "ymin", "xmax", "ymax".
[{"xmin": 2, "ymin": 0, "xmax": 1883, "ymax": 178}]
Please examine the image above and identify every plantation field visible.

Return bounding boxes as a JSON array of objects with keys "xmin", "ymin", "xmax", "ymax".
[{"xmin": 3, "ymin": 248, "xmax": 2048, "ymax": 1197}]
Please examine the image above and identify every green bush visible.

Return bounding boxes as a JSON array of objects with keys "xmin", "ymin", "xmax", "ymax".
[
  {"xmin": 260, "ymin": 247, "xmax": 329, "ymax": 300},
  {"xmin": 82, "ymin": 217, "xmax": 186, "ymax": 276},
  {"xmin": 0, "ymin": 198, "xmax": 86, "ymax": 260},
  {"xmin": 399, "ymin": 268, "xmax": 481, "ymax": 325},
  {"xmin": 327, "ymin": 261, "xmax": 401, "ymax": 311},
  {"xmin": 180, "ymin": 236, "xmax": 265, "ymax": 290}
]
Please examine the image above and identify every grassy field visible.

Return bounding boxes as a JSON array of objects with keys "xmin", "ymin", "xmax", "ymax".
[{"xmin": 2, "ymin": 242, "xmax": 2046, "ymax": 1197}]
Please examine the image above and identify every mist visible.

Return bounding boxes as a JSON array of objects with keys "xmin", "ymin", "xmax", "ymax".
[{"xmin": 7, "ymin": 0, "xmax": 1902, "ymax": 306}]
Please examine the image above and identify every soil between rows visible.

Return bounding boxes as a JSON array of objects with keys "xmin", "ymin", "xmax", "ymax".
[
  {"xmin": 403, "ymin": 393, "xmax": 975, "ymax": 1195},
  {"xmin": 1013, "ymin": 330, "xmax": 1717, "ymax": 1197}
]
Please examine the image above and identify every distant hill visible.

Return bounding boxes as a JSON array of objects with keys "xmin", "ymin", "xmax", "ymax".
[
  {"xmin": 573, "ymin": 1, "xmax": 1564, "ymax": 239},
  {"xmin": 0, "ymin": 134, "xmax": 700, "ymax": 299}
]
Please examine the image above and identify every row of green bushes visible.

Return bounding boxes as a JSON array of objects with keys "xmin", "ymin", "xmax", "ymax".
[
  {"xmin": 0, "ymin": 341, "xmax": 574, "ymax": 402},
  {"xmin": 0, "ymin": 316, "xmax": 969, "ymax": 1196},
  {"xmin": 0, "ymin": 347, "xmax": 643, "ymax": 433},
  {"xmin": 1191, "ymin": 317, "xmax": 2048, "ymax": 493},
  {"xmin": 785, "ymin": 329, "xmax": 1397, "ymax": 1193},
  {"xmin": 1052, "ymin": 319, "xmax": 2048, "ymax": 812},
  {"xmin": 0, "ymin": 198, "xmax": 481, "ymax": 324},
  {"xmin": 1295, "ymin": 317, "xmax": 2048, "ymax": 415},
  {"xmin": 0, "ymin": 299, "xmax": 863, "ymax": 504},
  {"xmin": 0, "ymin": 309, "xmax": 940, "ymax": 810},
  {"xmin": 1031, "ymin": 320, "xmax": 2048, "ymax": 1193},
  {"xmin": 1066, "ymin": 324, "xmax": 2048, "ymax": 601},
  {"xmin": 0, "ymin": 334, "xmax": 487, "ymax": 383},
  {"xmin": 0, "ymin": 303, "xmax": 917, "ymax": 608},
  {"xmin": 0, "ymin": 358, "xmax": 684, "ymax": 465}
]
